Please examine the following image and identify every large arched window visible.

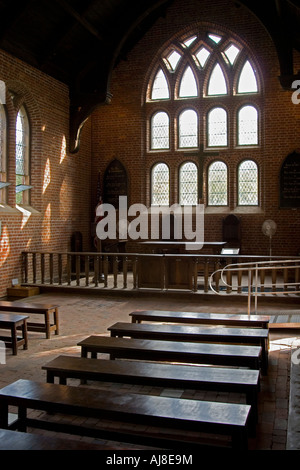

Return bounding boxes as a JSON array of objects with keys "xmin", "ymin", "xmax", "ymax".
[
  {"xmin": 179, "ymin": 162, "xmax": 198, "ymax": 205},
  {"xmin": 238, "ymin": 160, "xmax": 258, "ymax": 205},
  {"xmin": 146, "ymin": 27, "xmax": 262, "ymax": 208},
  {"xmin": 0, "ymin": 101, "xmax": 7, "ymax": 203},
  {"xmin": 151, "ymin": 163, "xmax": 169, "ymax": 205},
  {"xmin": 16, "ymin": 105, "xmax": 31, "ymax": 204},
  {"xmin": 208, "ymin": 161, "xmax": 228, "ymax": 206}
]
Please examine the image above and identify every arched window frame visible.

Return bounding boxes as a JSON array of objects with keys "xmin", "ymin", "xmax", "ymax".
[
  {"xmin": 207, "ymin": 160, "xmax": 228, "ymax": 206},
  {"xmin": 16, "ymin": 105, "xmax": 31, "ymax": 205},
  {"xmin": 207, "ymin": 106, "xmax": 228, "ymax": 147},
  {"xmin": 144, "ymin": 28, "xmax": 263, "ymax": 209},
  {"xmin": 151, "ymin": 162, "xmax": 170, "ymax": 206},
  {"xmin": 237, "ymin": 159, "xmax": 259, "ymax": 206},
  {"xmin": 178, "ymin": 108, "xmax": 198, "ymax": 149},
  {"xmin": 237, "ymin": 104, "xmax": 259, "ymax": 147},
  {"xmin": 0, "ymin": 98, "xmax": 8, "ymax": 204},
  {"xmin": 150, "ymin": 110, "xmax": 170, "ymax": 150},
  {"xmin": 179, "ymin": 161, "xmax": 198, "ymax": 205}
]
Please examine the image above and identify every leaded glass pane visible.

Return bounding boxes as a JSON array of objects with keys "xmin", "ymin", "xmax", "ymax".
[
  {"xmin": 0, "ymin": 105, "xmax": 5, "ymax": 173},
  {"xmin": 179, "ymin": 162, "xmax": 198, "ymax": 205},
  {"xmin": 179, "ymin": 66, "xmax": 198, "ymax": 97},
  {"xmin": 223, "ymin": 44, "xmax": 240, "ymax": 65},
  {"xmin": 238, "ymin": 105, "xmax": 258, "ymax": 145},
  {"xmin": 151, "ymin": 112, "xmax": 169, "ymax": 149},
  {"xmin": 208, "ymin": 161, "xmax": 228, "ymax": 205},
  {"xmin": 238, "ymin": 160, "xmax": 258, "ymax": 205},
  {"xmin": 16, "ymin": 110, "xmax": 26, "ymax": 176},
  {"xmin": 195, "ymin": 47, "xmax": 210, "ymax": 67},
  {"xmin": 208, "ymin": 33, "xmax": 222, "ymax": 44},
  {"xmin": 207, "ymin": 63, "xmax": 227, "ymax": 95},
  {"xmin": 179, "ymin": 109, "xmax": 198, "ymax": 148},
  {"xmin": 183, "ymin": 36, "xmax": 197, "ymax": 48},
  {"xmin": 151, "ymin": 69, "xmax": 169, "ymax": 100},
  {"xmin": 207, "ymin": 107, "xmax": 227, "ymax": 146},
  {"xmin": 166, "ymin": 50, "xmax": 181, "ymax": 71},
  {"xmin": 151, "ymin": 163, "xmax": 169, "ymax": 205},
  {"xmin": 238, "ymin": 60, "xmax": 258, "ymax": 93}
]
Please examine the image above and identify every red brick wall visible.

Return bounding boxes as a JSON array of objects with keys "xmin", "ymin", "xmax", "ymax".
[
  {"xmin": 91, "ymin": 0, "xmax": 300, "ymax": 258},
  {"xmin": 0, "ymin": 50, "xmax": 92, "ymax": 297}
]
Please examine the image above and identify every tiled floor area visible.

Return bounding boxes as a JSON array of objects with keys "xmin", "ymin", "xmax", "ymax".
[{"xmin": 0, "ymin": 290, "xmax": 300, "ymax": 450}]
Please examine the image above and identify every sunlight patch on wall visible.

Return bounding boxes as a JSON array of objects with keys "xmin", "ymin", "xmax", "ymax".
[
  {"xmin": 17, "ymin": 205, "xmax": 32, "ymax": 230},
  {"xmin": 42, "ymin": 203, "xmax": 51, "ymax": 243},
  {"xmin": 0, "ymin": 225, "xmax": 10, "ymax": 267},
  {"xmin": 43, "ymin": 158, "xmax": 51, "ymax": 193},
  {"xmin": 60, "ymin": 135, "xmax": 67, "ymax": 164}
]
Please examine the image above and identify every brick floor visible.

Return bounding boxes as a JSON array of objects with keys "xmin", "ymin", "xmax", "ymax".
[{"xmin": 0, "ymin": 291, "xmax": 299, "ymax": 450}]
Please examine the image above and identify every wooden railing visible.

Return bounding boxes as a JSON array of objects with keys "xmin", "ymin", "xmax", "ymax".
[{"xmin": 21, "ymin": 251, "xmax": 300, "ymax": 295}]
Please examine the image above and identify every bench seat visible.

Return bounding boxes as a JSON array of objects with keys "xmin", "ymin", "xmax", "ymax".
[
  {"xmin": 78, "ymin": 335, "xmax": 262, "ymax": 371},
  {"xmin": 108, "ymin": 322, "xmax": 269, "ymax": 374},
  {"xmin": 0, "ymin": 313, "xmax": 28, "ymax": 355},
  {"xmin": 0, "ymin": 301, "xmax": 59, "ymax": 339},
  {"xmin": 0, "ymin": 379, "xmax": 251, "ymax": 449},
  {"xmin": 129, "ymin": 310, "xmax": 270, "ymax": 329},
  {"xmin": 42, "ymin": 355, "xmax": 260, "ymax": 428},
  {"xmin": 0, "ymin": 428, "xmax": 117, "ymax": 450}
]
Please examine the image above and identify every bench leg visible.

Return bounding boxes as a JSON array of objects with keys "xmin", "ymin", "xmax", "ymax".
[
  {"xmin": 0, "ymin": 402, "xmax": 9, "ymax": 428},
  {"xmin": 11, "ymin": 325, "xmax": 18, "ymax": 355},
  {"xmin": 232, "ymin": 428, "xmax": 248, "ymax": 450},
  {"xmin": 22, "ymin": 320, "xmax": 28, "ymax": 350},
  {"xmin": 17, "ymin": 407, "xmax": 27, "ymax": 432},
  {"xmin": 45, "ymin": 313, "xmax": 51, "ymax": 339},
  {"xmin": 54, "ymin": 308, "xmax": 59, "ymax": 335}
]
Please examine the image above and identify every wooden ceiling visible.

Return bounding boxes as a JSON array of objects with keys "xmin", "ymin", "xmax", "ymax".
[{"xmin": 0, "ymin": 0, "xmax": 299, "ymax": 151}]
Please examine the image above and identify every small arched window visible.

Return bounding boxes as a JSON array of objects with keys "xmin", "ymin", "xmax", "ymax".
[
  {"xmin": 207, "ymin": 64, "xmax": 227, "ymax": 95},
  {"xmin": 151, "ymin": 163, "xmax": 170, "ymax": 205},
  {"xmin": 237, "ymin": 105, "xmax": 258, "ymax": 145},
  {"xmin": 179, "ymin": 66, "xmax": 198, "ymax": 97},
  {"xmin": 237, "ymin": 60, "xmax": 258, "ymax": 93},
  {"xmin": 151, "ymin": 111, "xmax": 169, "ymax": 149},
  {"xmin": 207, "ymin": 107, "xmax": 227, "ymax": 147},
  {"xmin": 208, "ymin": 160, "xmax": 228, "ymax": 206},
  {"xmin": 16, "ymin": 105, "xmax": 30, "ymax": 204},
  {"xmin": 178, "ymin": 109, "xmax": 198, "ymax": 148},
  {"xmin": 179, "ymin": 162, "xmax": 198, "ymax": 205},
  {"xmin": 238, "ymin": 159, "xmax": 258, "ymax": 205},
  {"xmin": 151, "ymin": 69, "xmax": 169, "ymax": 100},
  {"xmin": 0, "ymin": 101, "xmax": 7, "ymax": 203}
]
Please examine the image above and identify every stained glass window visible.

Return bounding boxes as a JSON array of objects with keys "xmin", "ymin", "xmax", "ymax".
[
  {"xmin": 179, "ymin": 162, "xmax": 198, "ymax": 205},
  {"xmin": 151, "ymin": 111, "xmax": 169, "ymax": 149},
  {"xmin": 238, "ymin": 160, "xmax": 258, "ymax": 205},
  {"xmin": 208, "ymin": 161, "xmax": 228, "ymax": 205},
  {"xmin": 151, "ymin": 163, "xmax": 169, "ymax": 205}
]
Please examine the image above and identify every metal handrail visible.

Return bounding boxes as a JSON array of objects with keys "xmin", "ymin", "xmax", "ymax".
[{"xmin": 209, "ymin": 259, "xmax": 300, "ymax": 314}]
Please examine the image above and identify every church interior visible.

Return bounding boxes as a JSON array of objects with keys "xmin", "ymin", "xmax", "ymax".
[{"xmin": 0, "ymin": 0, "xmax": 300, "ymax": 453}]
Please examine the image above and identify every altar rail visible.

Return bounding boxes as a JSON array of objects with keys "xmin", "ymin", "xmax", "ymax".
[{"xmin": 21, "ymin": 251, "xmax": 300, "ymax": 295}]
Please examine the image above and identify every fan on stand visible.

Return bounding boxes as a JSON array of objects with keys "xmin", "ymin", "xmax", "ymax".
[{"xmin": 262, "ymin": 220, "xmax": 277, "ymax": 257}]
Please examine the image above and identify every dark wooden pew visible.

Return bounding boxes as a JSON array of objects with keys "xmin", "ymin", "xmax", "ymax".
[
  {"xmin": 0, "ymin": 379, "xmax": 251, "ymax": 449},
  {"xmin": 0, "ymin": 313, "xmax": 28, "ymax": 355},
  {"xmin": 129, "ymin": 310, "xmax": 270, "ymax": 329},
  {"xmin": 0, "ymin": 428, "xmax": 117, "ymax": 450},
  {"xmin": 42, "ymin": 355, "xmax": 260, "ymax": 428},
  {"xmin": 0, "ymin": 301, "xmax": 59, "ymax": 339},
  {"xmin": 108, "ymin": 322, "xmax": 269, "ymax": 374},
  {"xmin": 78, "ymin": 336, "xmax": 262, "ymax": 371}
]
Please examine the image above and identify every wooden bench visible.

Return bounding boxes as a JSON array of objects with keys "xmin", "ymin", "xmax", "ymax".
[
  {"xmin": 78, "ymin": 336, "xmax": 262, "ymax": 372},
  {"xmin": 0, "ymin": 313, "xmax": 28, "ymax": 355},
  {"xmin": 0, "ymin": 301, "xmax": 59, "ymax": 339},
  {"xmin": 0, "ymin": 428, "xmax": 117, "ymax": 450},
  {"xmin": 129, "ymin": 310, "xmax": 270, "ymax": 329},
  {"xmin": 0, "ymin": 379, "xmax": 251, "ymax": 449},
  {"xmin": 108, "ymin": 322, "xmax": 269, "ymax": 374},
  {"xmin": 42, "ymin": 355, "xmax": 260, "ymax": 430}
]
